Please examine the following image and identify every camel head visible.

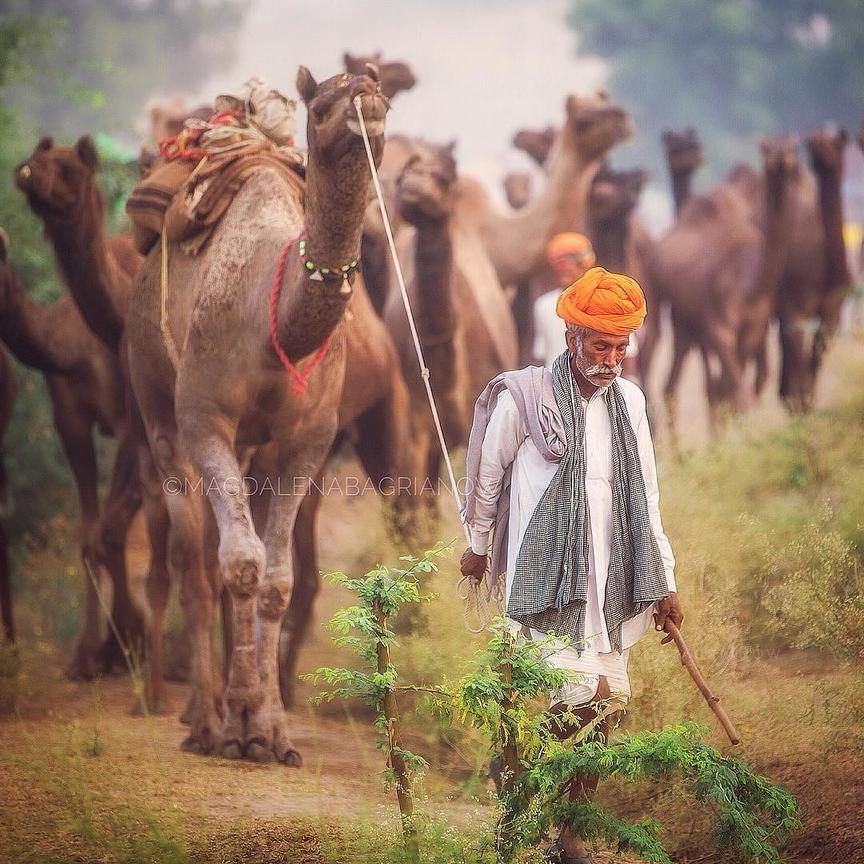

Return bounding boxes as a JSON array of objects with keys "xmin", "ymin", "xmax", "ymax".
[
  {"xmin": 15, "ymin": 135, "xmax": 102, "ymax": 221},
  {"xmin": 759, "ymin": 134, "xmax": 801, "ymax": 192},
  {"xmin": 589, "ymin": 165, "xmax": 648, "ymax": 222},
  {"xmin": 512, "ymin": 126, "xmax": 557, "ymax": 167},
  {"xmin": 662, "ymin": 127, "xmax": 703, "ymax": 176},
  {"xmin": 343, "ymin": 51, "xmax": 417, "ymax": 99},
  {"xmin": 806, "ymin": 126, "xmax": 848, "ymax": 176},
  {"xmin": 503, "ymin": 171, "xmax": 533, "ymax": 209},
  {"xmin": 396, "ymin": 141, "xmax": 458, "ymax": 225},
  {"xmin": 297, "ymin": 65, "xmax": 389, "ymax": 165},
  {"xmin": 563, "ymin": 91, "xmax": 633, "ymax": 163}
]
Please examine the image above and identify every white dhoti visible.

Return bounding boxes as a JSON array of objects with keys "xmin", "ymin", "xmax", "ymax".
[{"xmin": 468, "ymin": 376, "xmax": 676, "ymax": 713}]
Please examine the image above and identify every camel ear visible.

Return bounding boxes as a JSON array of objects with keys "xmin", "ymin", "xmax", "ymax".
[
  {"xmin": 37, "ymin": 135, "xmax": 53, "ymax": 151},
  {"xmin": 837, "ymin": 127, "xmax": 849, "ymax": 147},
  {"xmin": 343, "ymin": 52, "xmax": 355, "ymax": 69},
  {"xmin": 565, "ymin": 94, "xmax": 580, "ymax": 118},
  {"xmin": 445, "ymin": 139, "xmax": 457, "ymax": 155},
  {"xmin": 296, "ymin": 66, "xmax": 318, "ymax": 104},
  {"xmin": 0, "ymin": 228, "xmax": 8, "ymax": 263},
  {"xmin": 75, "ymin": 135, "xmax": 99, "ymax": 171},
  {"xmin": 365, "ymin": 62, "xmax": 380, "ymax": 82}
]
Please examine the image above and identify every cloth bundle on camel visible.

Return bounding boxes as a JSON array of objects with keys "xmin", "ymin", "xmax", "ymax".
[{"xmin": 126, "ymin": 77, "xmax": 305, "ymax": 256}]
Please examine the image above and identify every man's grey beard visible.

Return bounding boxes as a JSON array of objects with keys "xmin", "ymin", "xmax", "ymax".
[{"xmin": 572, "ymin": 331, "xmax": 623, "ymax": 381}]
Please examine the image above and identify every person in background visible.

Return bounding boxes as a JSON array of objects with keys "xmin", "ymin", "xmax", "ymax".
[{"xmin": 534, "ymin": 233, "xmax": 640, "ymax": 381}]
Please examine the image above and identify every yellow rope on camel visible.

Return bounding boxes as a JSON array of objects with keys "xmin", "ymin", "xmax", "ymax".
[{"xmin": 352, "ymin": 96, "xmax": 502, "ymax": 633}]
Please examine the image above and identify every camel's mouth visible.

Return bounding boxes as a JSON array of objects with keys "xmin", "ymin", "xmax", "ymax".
[{"xmin": 347, "ymin": 118, "xmax": 385, "ymax": 138}]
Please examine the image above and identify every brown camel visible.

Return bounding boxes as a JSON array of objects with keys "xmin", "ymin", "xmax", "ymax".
[
  {"xmin": 125, "ymin": 65, "xmax": 388, "ymax": 762},
  {"xmin": 587, "ymin": 165, "xmax": 659, "ymax": 383},
  {"xmin": 344, "ymin": 51, "xmax": 417, "ymax": 99},
  {"xmin": 0, "ymin": 345, "xmax": 15, "ymax": 643},
  {"xmin": 649, "ymin": 136, "xmax": 800, "ymax": 431},
  {"xmin": 16, "ymin": 135, "xmax": 140, "ymax": 353},
  {"xmin": 662, "ymin": 128, "xmax": 704, "ymax": 217},
  {"xmin": 776, "ymin": 127, "xmax": 851, "ymax": 413},
  {"xmin": 504, "ymin": 96, "xmax": 632, "ymax": 362},
  {"xmin": 15, "ymin": 136, "xmax": 166, "ymax": 679},
  {"xmin": 0, "ymin": 228, "xmax": 144, "ymax": 674},
  {"xmin": 457, "ymin": 92, "xmax": 631, "ymax": 289},
  {"xmin": 384, "ymin": 141, "xmax": 517, "ymax": 517}
]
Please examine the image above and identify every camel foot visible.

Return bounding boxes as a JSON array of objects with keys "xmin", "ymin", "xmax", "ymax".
[
  {"xmin": 179, "ymin": 701, "xmax": 221, "ymax": 755},
  {"xmin": 246, "ymin": 738, "xmax": 277, "ymax": 764},
  {"xmin": 64, "ymin": 643, "xmax": 101, "ymax": 681},
  {"xmin": 129, "ymin": 696, "xmax": 169, "ymax": 717},
  {"xmin": 219, "ymin": 739, "xmax": 244, "ymax": 760}
]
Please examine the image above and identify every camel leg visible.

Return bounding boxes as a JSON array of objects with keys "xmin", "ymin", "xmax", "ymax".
[
  {"xmin": 706, "ymin": 326, "xmax": 743, "ymax": 432},
  {"xmin": 48, "ymin": 383, "xmax": 103, "ymax": 680},
  {"xmin": 280, "ymin": 476, "xmax": 323, "ymax": 708},
  {"xmin": 253, "ymin": 428, "xmax": 336, "ymax": 765},
  {"xmin": 94, "ymin": 424, "xmax": 146, "ymax": 672},
  {"xmin": 0, "ymin": 522, "xmax": 11, "ymax": 643},
  {"xmin": 778, "ymin": 319, "xmax": 806, "ymax": 414},
  {"xmin": 176, "ymin": 408, "xmax": 267, "ymax": 761},
  {"xmin": 137, "ymin": 442, "xmax": 171, "ymax": 715},
  {"xmin": 637, "ymin": 309, "xmax": 661, "ymax": 388},
  {"xmin": 130, "ymin": 352, "xmax": 222, "ymax": 752},
  {"xmin": 663, "ymin": 319, "xmax": 693, "ymax": 447}
]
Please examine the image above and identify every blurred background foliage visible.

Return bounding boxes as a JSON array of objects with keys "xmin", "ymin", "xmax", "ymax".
[{"xmin": 568, "ymin": 0, "xmax": 864, "ymax": 179}]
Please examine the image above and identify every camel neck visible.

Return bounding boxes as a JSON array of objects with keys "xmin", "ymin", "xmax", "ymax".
[
  {"xmin": 413, "ymin": 219, "xmax": 454, "ymax": 342},
  {"xmin": 0, "ymin": 278, "xmax": 73, "ymax": 373},
  {"xmin": 590, "ymin": 213, "xmax": 630, "ymax": 272},
  {"xmin": 815, "ymin": 164, "xmax": 850, "ymax": 290},
  {"xmin": 276, "ymin": 149, "xmax": 369, "ymax": 359},
  {"xmin": 552, "ymin": 154, "xmax": 603, "ymax": 234},
  {"xmin": 43, "ymin": 190, "xmax": 125, "ymax": 351},
  {"xmin": 671, "ymin": 171, "xmax": 693, "ymax": 217},
  {"xmin": 750, "ymin": 169, "xmax": 796, "ymax": 302}
]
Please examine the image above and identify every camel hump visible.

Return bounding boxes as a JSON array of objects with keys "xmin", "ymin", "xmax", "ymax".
[{"xmin": 451, "ymin": 227, "xmax": 517, "ymax": 371}]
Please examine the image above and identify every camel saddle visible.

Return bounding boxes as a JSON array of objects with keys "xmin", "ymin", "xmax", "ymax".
[{"xmin": 126, "ymin": 140, "xmax": 305, "ymax": 256}]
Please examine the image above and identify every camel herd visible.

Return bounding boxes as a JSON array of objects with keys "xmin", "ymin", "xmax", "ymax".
[{"xmin": 0, "ymin": 52, "xmax": 858, "ymax": 765}]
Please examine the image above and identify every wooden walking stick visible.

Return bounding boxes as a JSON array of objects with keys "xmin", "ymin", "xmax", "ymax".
[{"xmin": 664, "ymin": 621, "xmax": 741, "ymax": 746}]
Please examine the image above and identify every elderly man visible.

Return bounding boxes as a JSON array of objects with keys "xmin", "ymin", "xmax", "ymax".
[{"xmin": 461, "ymin": 267, "xmax": 683, "ymax": 864}]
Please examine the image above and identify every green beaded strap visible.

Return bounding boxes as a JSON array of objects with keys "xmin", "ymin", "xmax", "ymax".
[{"xmin": 298, "ymin": 236, "xmax": 360, "ymax": 282}]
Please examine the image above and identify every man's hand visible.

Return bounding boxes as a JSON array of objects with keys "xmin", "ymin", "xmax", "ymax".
[
  {"xmin": 460, "ymin": 547, "xmax": 488, "ymax": 584},
  {"xmin": 654, "ymin": 592, "xmax": 684, "ymax": 645}
]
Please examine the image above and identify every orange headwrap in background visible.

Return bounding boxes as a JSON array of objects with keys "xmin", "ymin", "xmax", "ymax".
[
  {"xmin": 556, "ymin": 266, "xmax": 646, "ymax": 336},
  {"xmin": 545, "ymin": 232, "xmax": 596, "ymax": 268}
]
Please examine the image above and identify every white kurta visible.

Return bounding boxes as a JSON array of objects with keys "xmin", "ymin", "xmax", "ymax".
[{"xmin": 467, "ymin": 372, "xmax": 675, "ymax": 705}]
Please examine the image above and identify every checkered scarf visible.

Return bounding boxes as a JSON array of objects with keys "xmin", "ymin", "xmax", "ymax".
[{"xmin": 507, "ymin": 351, "xmax": 668, "ymax": 653}]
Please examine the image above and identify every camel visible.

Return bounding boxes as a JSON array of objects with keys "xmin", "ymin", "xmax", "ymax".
[
  {"xmin": 456, "ymin": 92, "xmax": 631, "ymax": 289},
  {"xmin": 662, "ymin": 128, "xmax": 704, "ymax": 217},
  {"xmin": 649, "ymin": 136, "xmax": 801, "ymax": 431},
  {"xmin": 125, "ymin": 65, "xmax": 389, "ymax": 762},
  {"xmin": 16, "ymin": 135, "xmax": 140, "ymax": 353},
  {"xmin": 14, "ymin": 137, "xmax": 177, "ymax": 686},
  {"xmin": 344, "ymin": 51, "xmax": 417, "ymax": 99},
  {"xmin": 0, "ymin": 228, "xmax": 144, "ymax": 674},
  {"xmin": 503, "ymin": 96, "xmax": 632, "ymax": 362},
  {"xmin": 384, "ymin": 141, "xmax": 517, "ymax": 517},
  {"xmin": 0, "ymin": 347, "xmax": 14, "ymax": 643},
  {"xmin": 776, "ymin": 127, "xmax": 850, "ymax": 413},
  {"xmin": 587, "ymin": 165, "xmax": 659, "ymax": 383}
]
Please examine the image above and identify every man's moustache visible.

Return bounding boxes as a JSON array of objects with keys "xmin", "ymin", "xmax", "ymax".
[{"xmin": 586, "ymin": 364, "xmax": 622, "ymax": 376}]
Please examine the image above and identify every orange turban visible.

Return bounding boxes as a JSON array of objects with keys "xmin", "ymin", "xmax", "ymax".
[
  {"xmin": 556, "ymin": 266, "xmax": 647, "ymax": 336},
  {"xmin": 545, "ymin": 232, "xmax": 595, "ymax": 268}
]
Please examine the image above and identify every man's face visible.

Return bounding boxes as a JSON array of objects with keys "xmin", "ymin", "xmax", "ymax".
[
  {"xmin": 551, "ymin": 253, "xmax": 592, "ymax": 286},
  {"xmin": 566, "ymin": 327, "xmax": 630, "ymax": 386}
]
